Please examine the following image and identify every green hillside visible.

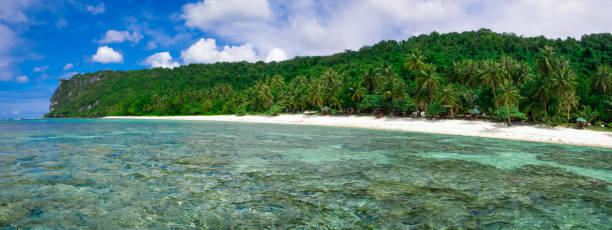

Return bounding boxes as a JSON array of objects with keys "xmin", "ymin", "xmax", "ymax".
[{"xmin": 46, "ymin": 29, "xmax": 612, "ymax": 124}]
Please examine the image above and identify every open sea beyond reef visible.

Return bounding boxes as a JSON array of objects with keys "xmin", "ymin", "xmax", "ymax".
[{"xmin": 0, "ymin": 119, "xmax": 610, "ymax": 229}]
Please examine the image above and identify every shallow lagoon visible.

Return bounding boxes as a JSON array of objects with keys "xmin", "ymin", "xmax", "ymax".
[{"xmin": 0, "ymin": 119, "xmax": 610, "ymax": 229}]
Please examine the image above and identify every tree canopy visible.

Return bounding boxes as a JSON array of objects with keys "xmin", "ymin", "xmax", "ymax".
[{"xmin": 46, "ymin": 29, "xmax": 612, "ymax": 124}]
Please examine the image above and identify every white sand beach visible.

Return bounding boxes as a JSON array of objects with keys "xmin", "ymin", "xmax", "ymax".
[{"xmin": 103, "ymin": 115, "xmax": 612, "ymax": 148}]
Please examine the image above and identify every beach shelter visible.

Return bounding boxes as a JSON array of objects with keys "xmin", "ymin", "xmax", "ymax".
[
  {"xmin": 470, "ymin": 108, "xmax": 480, "ymax": 119},
  {"xmin": 576, "ymin": 117, "xmax": 587, "ymax": 129},
  {"xmin": 322, "ymin": 106, "xmax": 331, "ymax": 115}
]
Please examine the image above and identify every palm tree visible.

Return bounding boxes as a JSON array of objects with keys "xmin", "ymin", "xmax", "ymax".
[
  {"xmin": 480, "ymin": 59, "xmax": 503, "ymax": 109},
  {"xmin": 559, "ymin": 90, "xmax": 579, "ymax": 125},
  {"xmin": 307, "ymin": 79, "xmax": 324, "ymax": 111},
  {"xmin": 592, "ymin": 65, "xmax": 612, "ymax": 95},
  {"xmin": 533, "ymin": 77, "xmax": 553, "ymax": 116},
  {"xmin": 551, "ymin": 62, "xmax": 577, "ymax": 114},
  {"xmin": 439, "ymin": 84, "xmax": 460, "ymax": 118},
  {"xmin": 535, "ymin": 46, "xmax": 556, "ymax": 77},
  {"xmin": 495, "ymin": 80, "xmax": 520, "ymax": 126},
  {"xmin": 457, "ymin": 59, "xmax": 481, "ymax": 88},
  {"xmin": 376, "ymin": 64, "xmax": 406, "ymax": 103},
  {"xmin": 350, "ymin": 82, "xmax": 367, "ymax": 113},
  {"xmin": 362, "ymin": 67, "xmax": 378, "ymax": 94},
  {"xmin": 404, "ymin": 48, "xmax": 426, "ymax": 76},
  {"xmin": 415, "ymin": 65, "xmax": 441, "ymax": 109}
]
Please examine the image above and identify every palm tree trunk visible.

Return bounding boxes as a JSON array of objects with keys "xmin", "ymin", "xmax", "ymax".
[
  {"xmin": 492, "ymin": 84, "xmax": 498, "ymax": 110},
  {"xmin": 567, "ymin": 106, "xmax": 570, "ymax": 125},
  {"xmin": 450, "ymin": 106, "xmax": 454, "ymax": 119},
  {"xmin": 506, "ymin": 104, "xmax": 512, "ymax": 126}
]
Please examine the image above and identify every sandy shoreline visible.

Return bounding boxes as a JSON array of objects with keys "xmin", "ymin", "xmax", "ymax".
[{"xmin": 103, "ymin": 115, "xmax": 612, "ymax": 148}]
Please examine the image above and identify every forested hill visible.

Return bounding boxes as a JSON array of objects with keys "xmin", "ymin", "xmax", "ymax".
[{"xmin": 45, "ymin": 29, "xmax": 612, "ymax": 123}]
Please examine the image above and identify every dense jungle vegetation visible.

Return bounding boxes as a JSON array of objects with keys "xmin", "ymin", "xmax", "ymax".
[{"xmin": 46, "ymin": 29, "xmax": 612, "ymax": 126}]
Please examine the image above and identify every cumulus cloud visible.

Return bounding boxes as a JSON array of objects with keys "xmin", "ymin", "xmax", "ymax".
[
  {"xmin": 86, "ymin": 3, "xmax": 105, "ymax": 15},
  {"xmin": 33, "ymin": 65, "xmax": 49, "ymax": 72},
  {"xmin": 141, "ymin": 52, "xmax": 180, "ymax": 69},
  {"xmin": 182, "ymin": 0, "xmax": 270, "ymax": 30},
  {"xmin": 0, "ymin": 0, "xmax": 32, "ymax": 23},
  {"xmin": 265, "ymin": 48, "xmax": 288, "ymax": 62},
  {"xmin": 92, "ymin": 46, "xmax": 123, "ymax": 63},
  {"xmin": 63, "ymin": 63, "xmax": 73, "ymax": 70},
  {"xmin": 181, "ymin": 0, "xmax": 612, "ymax": 60},
  {"xmin": 181, "ymin": 38, "xmax": 257, "ymax": 64},
  {"xmin": 98, "ymin": 30, "xmax": 143, "ymax": 44},
  {"xmin": 15, "ymin": 75, "xmax": 28, "ymax": 82}
]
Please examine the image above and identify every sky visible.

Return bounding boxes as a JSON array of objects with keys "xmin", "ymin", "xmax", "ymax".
[{"xmin": 1, "ymin": 0, "xmax": 611, "ymax": 118}]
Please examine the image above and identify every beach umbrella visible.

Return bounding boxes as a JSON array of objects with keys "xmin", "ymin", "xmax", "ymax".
[
  {"xmin": 576, "ymin": 117, "xmax": 587, "ymax": 122},
  {"xmin": 471, "ymin": 108, "xmax": 480, "ymax": 114}
]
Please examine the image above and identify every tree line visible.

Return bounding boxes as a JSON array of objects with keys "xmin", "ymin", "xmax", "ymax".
[{"xmin": 46, "ymin": 29, "xmax": 612, "ymax": 126}]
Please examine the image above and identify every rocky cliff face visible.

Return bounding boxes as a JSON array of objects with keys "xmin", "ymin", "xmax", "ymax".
[{"xmin": 46, "ymin": 72, "xmax": 109, "ymax": 117}]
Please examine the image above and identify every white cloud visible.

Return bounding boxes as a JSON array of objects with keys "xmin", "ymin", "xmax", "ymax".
[
  {"xmin": 181, "ymin": 38, "xmax": 256, "ymax": 64},
  {"xmin": 92, "ymin": 46, "xmax": 123, "ymax": 63},
  {"xmin": 0, "ymin": 0, "xmax": 32, "ymax": 23},
  {"xmin": 63, "ymin": 63, "xmax": 73, "ymax": 70},
  {"xmin": 33, "ymin": 65, "xmax": 49, "ymax": 72},
  {"xmin": 86, "ymin": 3, "xmax": 105, "ymax": 15},
  {"xmin": 182, "ymin": 0, "xmax": 270, "ymax": 30},
  {"xmin": 141, "ymin": 52, "xmax": 180, "ymax": 69},
  {"xmin": 265, "ymin": 48, "xmax": 287, "ymax": 62},
  {"xmin": 60, "ymin": 72, "xmax": 78, "ymax": 80},
  {"xmin": 12, "ymin": 110, "xmax": 19, "ymax": 114},
  {"xmin": 15, "ymin": 75, "xmax": 28, "ymax": 82},
  {"xmin": 0, "ymin": 23, "xmax": 16, "ymax": 81},
  {"xmin": 145, "ymin": 41, "xmax": 157, "ymax": 50},
  {"xmin": 55, "ymin": 18, "xmax": 67, "ymax": 29},
  {"xmin": 181, "ymin": 0, "xmax": 612, "ymax": 60},
  {"xmin": 98, "ymin": 30, "xmax": 143, "ymax": 44}
]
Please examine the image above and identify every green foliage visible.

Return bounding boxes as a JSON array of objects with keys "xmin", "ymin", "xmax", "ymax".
[
  {"xmin": 235, "ymin": 104, "xmax": 248, "ymax": 116},
  {"xmin": 425, "ymin": 103, "xmax": 445, "ymax": 116},
  {"xmin": 494, "ymin": 106, "xmax": 527, "ymax": 121},
  {"xmin": 392, "ymin": 98, "xmax": 415, "ymax": 111},
  {"xmin": 45, "ymin": 29, "xmax": 612, "ymax": 123},
  {"xmin": 267, "ymin": 104, "xmax": 282, "ymax": 116},
  {"xmin": 359, "ymin": 95, "xmax": 384, "ymax": 111}
]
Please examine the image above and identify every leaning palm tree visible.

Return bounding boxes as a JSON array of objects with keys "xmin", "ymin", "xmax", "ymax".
[
  {"xmin": 415, "ymin": 65, "xmax": 441, "ymax": 109},
  {"xmin": 494, "ymin": 80, "xmax": 520, "ymax": 126},
  {"xmin": 362, "ymin": 67, "xmax": 378, "ymax": 94},
  {"xmin": 592, "ymin": 65, "xmax": 612, "ymax": 95},
  {"xmin": 559, "ymin": 90, "xmax": 579, "ymax": 125},
  {"xmin": 535, "ymin": 45, "xmax": 557, "ymax": 77},
  {"xmin": 439, "ymin": 84, "xmax": 460, "ymax": 118},
  {"xmin": 404, "ymin": 48, "xmax": 427, "ymax": 75},
  {"xmin": 551, "ymin": 62, "xmax": 577, "ymax": 114},
  {"xmin": 307, "ymin": 79, "xmax": 324, "ymax": 111},
  {"xmin": 533, "ymin": 77, "xmax": 553, "ymax": 116},
  {"xmin": 480, "ymin": 59, "xmax": 503, "ymax": 109}
]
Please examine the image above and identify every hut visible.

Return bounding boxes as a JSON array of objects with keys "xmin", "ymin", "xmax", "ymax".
[
  {"xmin": 322, "ymin": 106, "xmax": 331, "ymax": 115},
  {"xmin": 576, "ymin": 117, "xmax": 587, "ymax": 129},
  {"xmin": 470, "ymin": 108, "xmax": 480, "ymax": 119},
  {"xmin": 373, "ymin": 108, "xmax": 384, "ymax": 119}
]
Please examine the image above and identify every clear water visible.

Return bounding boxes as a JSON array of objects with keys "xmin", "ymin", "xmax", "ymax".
[{"xmin": 0, "ymin": 119, "xmax": 610, "ymax": 229}]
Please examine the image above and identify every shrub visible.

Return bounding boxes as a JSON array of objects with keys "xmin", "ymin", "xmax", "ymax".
[
  {"xmin": 267, "ymin": 104, "xmax": 282, "ymax": 116},
  {"xmin": 235, "ymin": 104, "xmax": 248, "ymax": 116},
  {"xmin": 494, "ymin": 105, "xmax": 526, "ymax": 121},
  {"xmin": 425, "ymin": 103, "xmax": 445, "ymax": 116}
]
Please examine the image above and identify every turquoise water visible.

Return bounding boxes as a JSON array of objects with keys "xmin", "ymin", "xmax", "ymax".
[{"xmin": 0, "ymin": 119, "xmax": 610, "ymax": 229}]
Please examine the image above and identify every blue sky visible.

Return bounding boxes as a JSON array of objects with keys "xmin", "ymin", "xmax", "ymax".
[{"xmin": 1, "ymin": 0, "xmax": 611, "ymax": 118}]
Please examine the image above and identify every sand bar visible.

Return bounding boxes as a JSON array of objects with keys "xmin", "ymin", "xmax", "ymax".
[{"xmin": 103, "ymin": 115, "xmax": 612, "ymax": 149}]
